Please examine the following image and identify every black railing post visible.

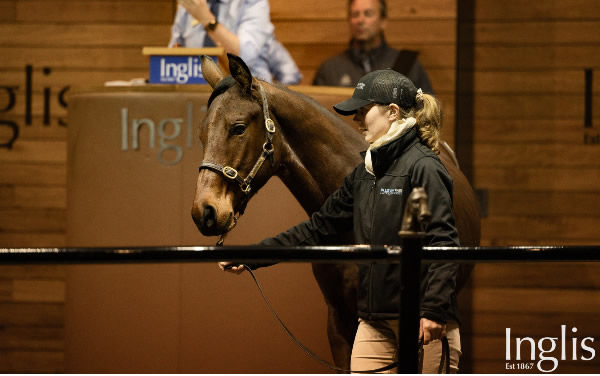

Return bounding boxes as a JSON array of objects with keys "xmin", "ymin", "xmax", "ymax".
[{"xmin": 397, "ymin": 235, "xmax": 423, "ymax": 373}]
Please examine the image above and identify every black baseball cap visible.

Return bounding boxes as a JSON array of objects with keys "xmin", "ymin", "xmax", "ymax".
[{"xmin": 333, "ymin": 69, "xmax": 418, "ymax": 115}]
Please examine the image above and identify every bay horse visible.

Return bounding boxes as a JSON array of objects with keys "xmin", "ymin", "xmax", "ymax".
[{"xmin": 191, "ymin": 53, "xmax": 480, "ymax": 369}]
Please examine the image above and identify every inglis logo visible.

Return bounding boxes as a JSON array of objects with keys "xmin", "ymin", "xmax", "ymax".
[
  {"xmin": 149, "ymin": 56, "xmax": 208, "ymax": 84},
  {"xmin": 505, "ymin": 325, "xmax": 597, "ymax": 373},
  {"xmin": 120, "ymin": 102, "xmax": 198, "ymax": 165}
]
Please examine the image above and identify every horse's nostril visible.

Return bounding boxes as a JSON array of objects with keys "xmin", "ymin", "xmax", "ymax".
[{"xmin": 203, "ymin": 205, "xmax": 216, "ymax": 228}]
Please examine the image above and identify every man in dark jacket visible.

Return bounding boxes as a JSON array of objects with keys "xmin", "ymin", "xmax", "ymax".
[{"xmin": 312, "ymin": 0, "xmax": 433, "ymax": 94}]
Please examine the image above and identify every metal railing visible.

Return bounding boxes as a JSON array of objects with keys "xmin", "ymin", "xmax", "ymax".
[
  {"xmin": 2, "ymin": 243, "xmax": 600, "ymax": 373},
  {"xmin": 2, "ymin": 244, "xmax": 600, "ymax": 264}
]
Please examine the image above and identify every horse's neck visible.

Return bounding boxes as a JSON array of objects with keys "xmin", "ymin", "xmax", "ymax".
[{"xmin": 267, "ymin": 85, "xmax": 366, "ymax": 214}]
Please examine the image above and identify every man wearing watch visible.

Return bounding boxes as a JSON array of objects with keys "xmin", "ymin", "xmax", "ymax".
[{"xmin": 168, "ymin": 0, "xmax": 302, "ymax": 84}]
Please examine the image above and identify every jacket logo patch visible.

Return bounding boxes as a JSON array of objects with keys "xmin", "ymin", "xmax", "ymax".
[{"xmin": 380, "ymin": 188, "xmax": 403, "ymax": 196}]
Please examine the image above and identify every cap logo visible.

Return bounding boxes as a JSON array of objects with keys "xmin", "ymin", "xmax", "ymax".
[
  {"xmin": 356, "ymin": 82, "xmax": 366, "ymax": 90},
  {"xmin": 393, "ymin": 87, "xmax": 398, "ymax": 98}
]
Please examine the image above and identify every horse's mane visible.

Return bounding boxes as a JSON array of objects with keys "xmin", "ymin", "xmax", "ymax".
[{"xmin": 267, "ymin": 82, "xmax": 361, "ymax": 137}]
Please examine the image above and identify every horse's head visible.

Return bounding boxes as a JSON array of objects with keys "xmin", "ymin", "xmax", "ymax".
[
  {"xmin": 400, "ymin": 187, "xmax": 432, "ymax": 235},
  {"xmin": 192, "ymin": 54, "xmax": 281, "ymax": 237}
]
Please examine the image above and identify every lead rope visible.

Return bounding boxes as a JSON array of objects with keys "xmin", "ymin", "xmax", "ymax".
[
  {"xmin": 240, "ymin": 265, "xmax": 451, "ymax": 373},
  {"xmin": 241, "ymin": 264, "xmax": 399, "ymax": 374},
  {"xmin": 216, "ymin": 213, "xmax": 239, "ymax": 246}
]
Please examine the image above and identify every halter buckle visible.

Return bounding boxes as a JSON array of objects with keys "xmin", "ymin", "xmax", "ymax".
[
  {"xmin": 240, "ymin": 182, "xmax": 251, "ymax": 194},
  {"xmin": 265, "ymin": 118, "xmax": 275, "ymax": 133},
  {"xmin": 222, "ymin": 166, "xmax": 238, "ymax": 180}
]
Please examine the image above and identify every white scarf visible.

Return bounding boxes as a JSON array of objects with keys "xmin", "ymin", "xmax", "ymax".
[{"xmin": 365, "ymin": 117, "xmax": 416, "ymax": 176}]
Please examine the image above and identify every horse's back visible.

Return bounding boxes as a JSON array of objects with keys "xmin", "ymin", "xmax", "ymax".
[{"xmin": 438, "ymin": 142, "xmax": 481, "ymax": 247}]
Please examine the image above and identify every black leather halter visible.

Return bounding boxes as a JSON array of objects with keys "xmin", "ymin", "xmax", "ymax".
[{"xmin": 199, "ymin": 81, "xmax": 276, "ymax": 215}]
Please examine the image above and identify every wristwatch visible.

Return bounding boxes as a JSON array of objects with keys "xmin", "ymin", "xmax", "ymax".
[{"xmin": 204, "ymin": 18, "xmax": 219, "ymax": 32}]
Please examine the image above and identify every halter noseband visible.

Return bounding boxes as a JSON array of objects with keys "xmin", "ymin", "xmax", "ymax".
[{"xmin": 199, "ymin": 81, "xmax": 276, "ymax": 214}]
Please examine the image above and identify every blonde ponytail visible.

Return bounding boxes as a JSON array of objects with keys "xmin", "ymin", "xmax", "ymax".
[{"xmin": 414, "ymin": 92, "xmax": 442, "ymax": 154}]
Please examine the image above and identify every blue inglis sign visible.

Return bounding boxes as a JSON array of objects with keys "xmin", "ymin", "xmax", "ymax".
[{"xmin": 149, "ymin": 55, "xmax": 216, "ymax": 84}]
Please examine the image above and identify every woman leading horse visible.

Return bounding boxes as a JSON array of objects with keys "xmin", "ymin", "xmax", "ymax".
[{"xmin": 218, "ymin": 66, "xmax": 462, "ymax": 373}]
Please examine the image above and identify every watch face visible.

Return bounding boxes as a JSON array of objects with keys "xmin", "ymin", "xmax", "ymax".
[{"xmin": 207, "ymin": 19, "xmax": 218, "ymax": 31}]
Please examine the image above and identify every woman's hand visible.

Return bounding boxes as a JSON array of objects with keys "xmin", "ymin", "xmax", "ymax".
[
  {"xmin": 218, "ymin": 262, "xmax": 246, "ymax": 274},
  {"xmin": 420, "ymin": 318, "xmax": 447, "ymax": 345}
]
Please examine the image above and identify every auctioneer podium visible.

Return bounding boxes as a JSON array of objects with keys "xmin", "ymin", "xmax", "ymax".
[{"xmin": 64, "ymin": 82, "xmax": 355, "ymax": 373}]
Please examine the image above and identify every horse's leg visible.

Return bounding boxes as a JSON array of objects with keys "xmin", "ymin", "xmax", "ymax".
[
  {"xmin": 325, "ymin": 305, "xmax": 355, "ymax": 371},
  {"xmin": 312, "ymin": 263, "xmax": 358, "ymax": 371}
]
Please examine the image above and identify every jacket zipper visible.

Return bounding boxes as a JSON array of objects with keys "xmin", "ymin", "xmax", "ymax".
[{"xmin": 368, "ymin": 177, "xmax": 377, "ymax": 317}]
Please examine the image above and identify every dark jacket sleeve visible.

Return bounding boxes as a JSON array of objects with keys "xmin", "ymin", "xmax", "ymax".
[
  {"xmin": 247, "ymin": 168, "xmax": 357, "ymax": 268},
  {"xmin": 411, "ymin": 156, "xmax": 460, "ymax": 323}
]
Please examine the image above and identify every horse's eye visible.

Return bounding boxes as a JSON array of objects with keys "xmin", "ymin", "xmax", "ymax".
[{"xmin": 230, "ymin": 123, "xmax": 247, "ymax": 136}]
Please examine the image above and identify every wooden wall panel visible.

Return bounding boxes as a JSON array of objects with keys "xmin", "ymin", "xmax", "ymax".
[
  {"xmin": 0, "ymin": 24, "xmax": 171, "ymax": 46},
  {"xmin": 16, "ymin": 1, "xmax": 173, "ymax": 23},
  {"xmin": 0, "ymin": 0, "xmax": 454, "ymax": 371},
  {"xmin": 0, "ymin": 0, "xmax": 172, "ymax": 370},
  {"xmin": 271, "ymin": 0, "xmax": 456, "ymax": 20},
  {"xmin": 6, "ymin": 0, "xmax": 599, "ymax": 373},
  {"xmin": 274, "ymin": 20, "xmax": 455, "ymax": 44},
  {"xmin": 0, "ymin": 1, "xmax": 16, "ymax": 22},
  {"xmin": 474, "ymin": 0, "xmax": 600, "ymax": 20},
  {"xmin": 465, "ymin": 0, "xmax": 600, "ymax": 373}
]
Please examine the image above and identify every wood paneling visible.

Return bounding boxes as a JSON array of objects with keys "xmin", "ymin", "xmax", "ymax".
[
  {"xmin": 2, "ymin": 0, "xmax": 598, "ymax": 373},
  {"xmin": 16, "ymin": 1, "xmax": 172, "ymax": 23},
  {"xmin": 273, "ymin": 20, "xmax": 455, "ymax": 44},
  {"xmin": 474, "ymin": 144, "xmax": 600, "ymax": 167},
  {"xmin": 473, "ymin": 0, "xmax": 600, "ymax": 20},
  {"xmin": 475, "ymin": 168, "xmax": 600, "ymax": 191},
  {"xmin": 464, "ymin": 0, "xmax": 600, "ymax": 373},
  {"xmin": 0, "ymin": 1, "xmax": 16, "ymax": 22},
  {"xmin": 289, "ymin": 44, "xmax": 456, "ymax": 70},
  {"xmin": 0, "ymin": 24, "xmax": 171, "ymax": 46},
  {"xmin": 271, "ymin": 0, "xmax": 456, "ymax": 20},
  {"xmin": 0, "ymin": 0, "xmax": 454, "ymax": 372},
  {"xmin": 0, "ymin": 163, "xmax": 65, "ymax": 186},
  {"xmin": 472, "ymin": 263, "xmax": 600, "ymax": 289},
  {"xmin": 0, "ymin": 140, "xmax": 66, "ymax": 163}
]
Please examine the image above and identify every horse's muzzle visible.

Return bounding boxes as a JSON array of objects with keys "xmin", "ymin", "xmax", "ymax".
[{"xmin": 191, "ymin": 203, "xmax": 221, "ymax": 236}]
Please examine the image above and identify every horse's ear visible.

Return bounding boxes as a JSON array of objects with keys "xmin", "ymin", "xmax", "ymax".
[
  {"xmin": 201, "ymin": 55, "xmax": 224, "ymax": 89},
  {"xmin": 227, "ymin": 53, "xmax": 252, "ymax": 96}
]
